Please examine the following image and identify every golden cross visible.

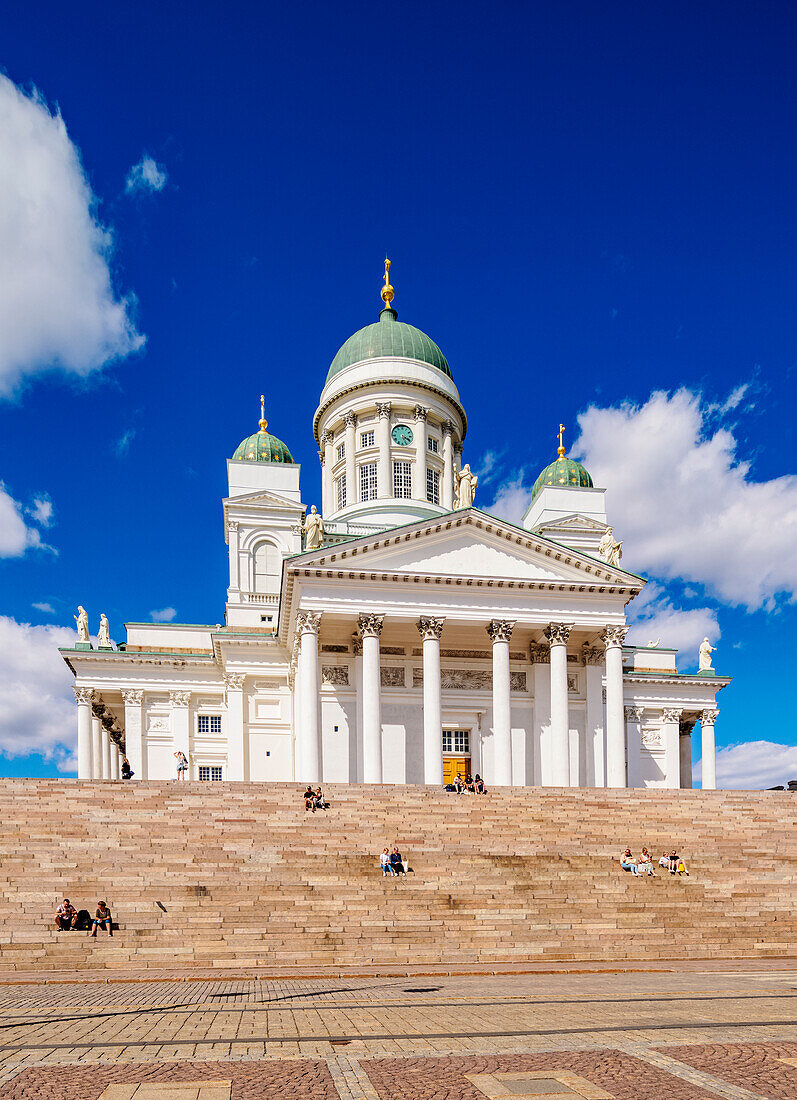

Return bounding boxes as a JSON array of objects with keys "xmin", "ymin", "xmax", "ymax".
[
  {"xmin": 557, "ymin": 423, "xmax": 565, "ymax": 455},
  {"xmin": 259, "ymin": 394, "xmax": 268, "ymax": 432},
  {"xmin": 383, "ymin": 257, "xmax": 391, "ymax": 288}
]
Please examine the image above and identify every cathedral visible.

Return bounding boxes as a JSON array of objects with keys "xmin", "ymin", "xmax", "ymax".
[{"xmin": 63, "ymin": 263, "xmax": 728, "ymax": 789}]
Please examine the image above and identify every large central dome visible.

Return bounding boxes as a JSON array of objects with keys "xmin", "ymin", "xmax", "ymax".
[{"xmin": 326, "ymin": 305, "xmax": 452, "ymax": 383}]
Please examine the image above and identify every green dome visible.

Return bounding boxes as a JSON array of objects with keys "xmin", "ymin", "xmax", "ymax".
[
  {"xmin": 531, "ymin": 454, "xmax": 593, "ymax": 500},
  {"xmin": 327, "ymin": 306, "xmax": 452, "ymax": 382},
  {"xmin": 233, "ymin": 398, "xmax": 294, "ymax": 464}
]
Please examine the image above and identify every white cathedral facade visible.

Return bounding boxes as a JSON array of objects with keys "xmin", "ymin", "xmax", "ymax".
[{"xmin": 63, "ymin": 266, "xmax": 728, "ymax": 790}]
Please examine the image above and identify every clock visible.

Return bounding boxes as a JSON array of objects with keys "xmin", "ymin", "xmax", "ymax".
[{"xmin": 391, "ymin": 424, "xmax": 414, "ymax": 446}]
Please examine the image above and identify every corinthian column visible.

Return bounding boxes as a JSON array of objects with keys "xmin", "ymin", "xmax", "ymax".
[
  {"xmin": 413, "ymin": 406, "xmax": 428, "ymax": 501},
  {"xmin": 376, "ymin": 403, "xmax": 391, "ymax": 498},
  {"xmin": 488, "ymin": 620, "xmax": 515, "ymax": 786},
  {"xmin": 418, "ymin": 616, "xmax": 444, "ymax": 784},
  {"xmin": 296, "ymin": 611, "xmax": 322, "ymax": 782},
  {"xmin": 602, "ymin": 625, "xmax": 629, "ymax": 787},
  {"xmin": 225, "ymin": 673, "xmax": 246, "ymax": 781},
  {"xmin": 122, "ymin": 689, "xmax": 144, "ymax": 780},
  {"xmin": 344, "ymin": 413, "xmax": 357, "ymax": 506},
  {"xmin": 700, "ymin": 709, "xmax": 718, "ymax": 790},
  {"xmin": 359, "ymin": 613, "xmax": 384, "ymax": 782},
  {"xmin": 661, "ymin": 708, "xmax": 682, "ymax": 789},
  {"xmin": 545, "ymin": 623, "xmax": 573, "ymax": 786},
  {"xmin": 625, "ymin": 706, "xmax": 644, "ymax": 788},
  {"xmin": 442, "ymin": 421, "xmax": 455, "ymax": 509},
  {"xmin": 75, "ymin": 687, "xmax": 94, "ymax": 779},
  {"xmin": 321, "ymin": 430, "xmax": 334, "ymax": 516},
  {"xmin": 91, "ymin": 705, "xmax": 103, "ymax": 780},
  {"xmin": 169, "ymin": 691, "xmax": 191, "ymax": 776}
]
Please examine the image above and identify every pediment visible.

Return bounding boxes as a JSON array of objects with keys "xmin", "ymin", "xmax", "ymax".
[
  {"xmin": 291, "ymin": 509, "xmax": 642, "ymax": 588},
  {"xmin": 224, "ymin": 489, "xmax": 302, "ymax": 511},
  {"xmin": 536, "ymin": 513, "xmax": 609, "ymax": 533}
]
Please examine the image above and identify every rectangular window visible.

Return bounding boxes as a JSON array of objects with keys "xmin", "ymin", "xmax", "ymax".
[
  {"xmin": 427, "ymin": 436, "xmax": 439, "ymax": 454},
  {"xmin": 360, "ymin": 430, "xmax": 375, "ymax": 448},
  {"xmin": 336, "ymin": 473, "xmax": 347, "ymax": 510},
  {"xmin": 197, "ymin": 714, "xmax": 222, "ymax": 734},
  {"xmin": 442, "ymin": 729, "xmax": 470, "ymax": 754},
  {"xmin": 359, "ymin": 462, "xmax": 378, "ymax": 501},
  {"xmin": 198, "ymin": 765, "xmax": 223, "ymax": 781},
  {"xmin": 393, "ymin": 460, "xmax": 412, "ymax": 499},
  {"xmin": 336, "ymin": 442, "xmax": 345, "ymax": 462},
  {"xmin": 426, "ymin": 467, "xmax": 440, "ymax": 505}
]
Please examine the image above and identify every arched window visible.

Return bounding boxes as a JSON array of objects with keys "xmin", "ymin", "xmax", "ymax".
[{"xmin": 252, "ymin": 541, "xmax": 280, "ymax": 593}]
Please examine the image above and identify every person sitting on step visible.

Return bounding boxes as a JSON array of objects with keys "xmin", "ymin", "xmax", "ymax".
[
  {"xmin": 453, "ymin": 773, "xmax": 464, "ymax": 793},
  {"xmin": 620, "ymin": 848, "xmax": 640, "ymax": 876},
  {"xmin": 473, "ymin": 774, "xmax": 486, "ymax": 794},
  {"xmin": 54, "ymin": 898, "xmax": 78, "ymax": 931},
  {"xmin": 666, "ymin": 850, "xmax": 681, "ymax": 875},
  {"xmin": 464, "ymin": 775, "xmax": 475, "ymax": 793},
  {"xmin": 638, "ymin": 848, "xmax": 656, "ymax": 876},
  {"xmin": 303, "ymin": 785, "xmax": 317, "ymax": 812},
  {"xmin": 121, "ymin": 756, "xmax": 133, "ymax": 780},
  {"xmin": 314, "ymin": 786, "xmax": 328, "ymax": 810},
  {"xmin": 380, "ymin": 848, "xmax": 396, "ymax": 876},
  {"xmin": 390, "ymin": 846, "xmax": 406, "ymax": 875},
  {"xmin": 676, "ymin": 855, "xmax": 690, "ymax": 876},
  {"xmin": 91, "ymin": 900, "xmax": 113, "ymax": 937}
]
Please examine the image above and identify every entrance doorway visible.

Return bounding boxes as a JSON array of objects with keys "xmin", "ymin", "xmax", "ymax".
[{"xmin": 442, "ymin": 728, "xmax": 471, "ymax": 785}]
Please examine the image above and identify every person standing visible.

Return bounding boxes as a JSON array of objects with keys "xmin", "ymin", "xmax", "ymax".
[{"xmin": 174, "ymin": 751, "xmax": 188, "ymax": 780}]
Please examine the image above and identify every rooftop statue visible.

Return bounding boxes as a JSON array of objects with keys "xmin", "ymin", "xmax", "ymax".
[
  {"xmin": 98, "ymin": 613, "xmax": 111, "ymax": 649},
  {"xmin": 302, "ymin": 505, "xmax": 324, "ymax": 551},
  {"xmin": 74, "ymin": 605, "xmax": 89, "ymax": 643},
  {"xmin": 698, "ymin": 637, "xmax": 716, "ymax": 672},
  {"xmin": 455, "ymin": 464, "xmax": 478, "ymax": 509},
  {"xmin": 598, "ymin": 527, "xmax": 623, "ymax": 566}
]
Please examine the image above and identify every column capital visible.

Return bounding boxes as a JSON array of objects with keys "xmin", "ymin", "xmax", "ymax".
[
  {"xmin": 529, "ymin": 641, "xmax": 549, "ymax": 664},
  {"xmin": 700, "ymin": 708, "xmax": 718, "ymax": 726},
  {"xmin": 442, "ymin": 419, "xmax": 455, "ymax": 437},
  {"xmin": 343, "ymin": 410, "xmax": 357, "ymax": 428},
  {"xmin": 74, "ymin": 686, "xmax": 95, "ymax": 705},
  {"xmin": 453, "ymin": 441, "xmax": 463, "ymax": 457},
  {"xmin": 224, "ymin": 673, "xmax": 246, "ymax": 692},
  {"xmin": 321, "ymin": 429, "xmax": 334, "ymax": 445},
  {"xmin": 169, "ymin": 690, "xmax": 191, "ymax": 708},
  {"xmin": 413, "ymin": 404, "xmax": 428, "ymax": 422},
  {"xmin": 582, "ymin": 643, "xmax": 604, "ymax": 665},
  {"xmin": 625, "ymin": 705, "xmax": 644, "ymax": 722},
  {"xmin": 376, "ymin": 402, "xmax": 391, "ymax": 420},
  {"xmin": 487, "ymin": 619, "xmax": 515, "ymax": 643},
  {"xmin": 662, "ymin": 707, "xmax": 683, "ymax": 723},
  {"xmin": 121, "ymin": 688, "xmax": 143, "ymax": 706},
  {"xmin": 545, "ymin": 622, "xmax": 573, "ymax": 646},
  {"xmin": 296, "ymin": 610, "xmax": 322, "ymax": 635},
  {"xmin": 358, "ymin": 613, "xmax": 384, "ymax": 638},
  {"xmin": 226, "ymin": 519, "xmax": 239, "ymax": 533},
  {"xmin": 417, "ymin": 615, "xmax": 445, "ymax": 641},
  {"xmin": 601, "ymin": 624, "xmax": 629, "ymax": 649}
]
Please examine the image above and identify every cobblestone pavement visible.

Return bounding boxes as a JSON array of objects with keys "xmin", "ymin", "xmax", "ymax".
[{"xmin": 0, "ymin": 967, "xmax": 794, "ymax": 1098}]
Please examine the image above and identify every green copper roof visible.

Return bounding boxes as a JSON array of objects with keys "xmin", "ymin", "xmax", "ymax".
[
  {"xmin": 232, "ymin": 429, "xmax": 294, "ymax": 464},
  {"xmin": 531, "ymin": 455, "xmax": 593, "ymax": 501},
  {"xmin": 327, "ymin": 306, "xmax": 452, "ymax": 382}
]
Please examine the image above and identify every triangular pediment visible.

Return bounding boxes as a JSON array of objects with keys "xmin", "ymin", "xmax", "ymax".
[
  {"xmin": 290, "ymin": 509, "xmax": 643, "ymax": 588},
  {"xmin": 224, "ymin": 489, "xmax": 302, "ymax": 511},
  {"xmin": 536, "ymin": 513, "xmax": 610, "ymax": 533}
]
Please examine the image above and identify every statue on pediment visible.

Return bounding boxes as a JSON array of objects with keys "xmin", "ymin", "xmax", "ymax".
[
  {"xmin": 97, "ymin": 614, "xmax": 111, "ymax": 649},
  {"xmin": 598, "ymin": 527, "xmax": 623, "ymax": 566},
  {"xmin": 455, "ymin": 464, "xmax": 478, "ymax": 509},
  {"xmin": 74, "ymin": 605, "xmax": 89, "ymax": 643},
  {"xmin": 302, "ymin": 505, "xmax": 324, "ymax": 550},
  {"xmin": 698, "ymin": 637, "xmax": 716, "ymax": 672}
]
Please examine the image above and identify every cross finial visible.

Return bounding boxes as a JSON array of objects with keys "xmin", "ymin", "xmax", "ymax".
[
  {"xmin": 258, "ymin": 394, "xmax": 268, "ymax": 433},
  {"xmin": 380, "ymin": 257, "xmax": 395, "ymax": 307},
  {"xmin": 557, "ymin": 423, "xmax": 565, "ymax": 458}
]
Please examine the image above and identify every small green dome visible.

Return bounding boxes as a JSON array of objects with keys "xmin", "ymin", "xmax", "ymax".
[
  {"xmin": 531, "ymin": 453, "xmax": 593, "ymax": 500},
  {"xmin": 327, "ymin": 306, "xmax": 452, "ymax": 383},
  {"xmin": 232, "ymin": 397, "xmax": 294, "ymax": 463}
]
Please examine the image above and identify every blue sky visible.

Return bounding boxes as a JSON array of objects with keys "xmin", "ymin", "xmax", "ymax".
[{"xmin": 1, "ymin": 1, "xmax": 796, "ymax": 786}]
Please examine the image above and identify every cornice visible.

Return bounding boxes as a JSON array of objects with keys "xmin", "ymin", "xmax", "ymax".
[
  {"xmin": 313, "ymin": 376, "xmax": 467, "ymax": 444},
  {"xmin": 623, "ymin": 672, "xmax": 731, "ymax": 688},
  {"xmin": 60, "ymin": 648, "xmax": 215, "ymax": 670}
]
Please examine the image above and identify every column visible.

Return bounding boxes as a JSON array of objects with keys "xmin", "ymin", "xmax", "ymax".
[
  {"xmin": 321, "ymin": 431, "xmax": 333, "ymax": 515},
  {"xmin": 661, "ymin": 708, "xmax": 682, "ymax": 789},
  {"xmin": 352, "ymin": 634, "xmax": 364, "ymax": 782},
  {"xmin": 122, "ymin": 689, "xmax": 144, "ymax": 779},
  {"xmin": 602, "ymin": 625, "xmax": 629, "ymax": 788},
  {"xmin": 418, "ymin": 616, "xmax": 444, "ymax": 785},
  {"xmin": 488, "ymin": 620, "xmax": 515, "ymax": 786},
  {"xmin": 91, "ymin": 706, "xmax": 103, "ymax": 779},
  {"xmin": 376, "ymin": 402, "xmax": 391, "ymax": 498},
  {"xmin": 359, "ymin": 613, "xmax": 384, "ymax": 783},
  {"xmin": 679, "ymin": 719, "xmax": 694, "ymax": 789},
  {"xmin": 112, "ymin": 745, "xmax": 121, "ymax": 780},
  {"xmin": 625, "ymin": 706, "xmax": 644, "ymax": 788},
  {"xmin": 529, "ymin": 643, "xmax": 549, "ymax": 785},
  {"xmin": 289, "ymin": 639, "xmax": 301, "ymax": 779},
  {"xmin": 169, "ymin": 690, "xmax": 191, "ymax": 776},
  {"xmin": 546, "ymin": 623, "xmax": 572, "ymax": 786},
  {"xmin": 225, "ymin": 673, "xmax": 246, "ymax": 781},
  {"xmin": 226, "ymin": 520, "xmax": 240, "ymax": 598},
  {"xmin": 442, "ymin": 421, "xmax": 454, "ymax": 510},
  {"xmin": 297, "ymin": 612, "xmax": 322, "ymax": 782},
  {"xmin": 102, "ymin": 723, "xmax": 112, "ymax": 780},
  {"xmin": 75, "ymin": 687, "xmax": 93, "ymax": 779},
  {"xmin": 582, "ymin": 645, "xmax": 606, "ymax": 786},
  {"xmin": 344, "ymin": 413, "xmax": 357, "ymax": 507},
  {"xmin": 413, "ymin": 405, "xmax": 428, "ymax": 502},
  {"xmin": 700, "ymin": 709, "xmax": 718, "ymax": 790}
]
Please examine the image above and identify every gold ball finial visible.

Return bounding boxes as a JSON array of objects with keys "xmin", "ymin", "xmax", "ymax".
[
  {"xmin": 557, "ymin": 423, "xmax": 566, "ymax": 458},
  {"xmin": 380, "ymin": 257, "xmax": 395, "ymax": 307},
  {"xmin": 258, "ymin": 394, "xmax": 268, "ymax": 433}
]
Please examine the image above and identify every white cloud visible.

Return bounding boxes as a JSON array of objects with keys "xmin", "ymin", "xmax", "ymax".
[
  {"xmin": 32, "ymin": 602, "xmax": 55, "ymax": 614},
  {"xmin": 150, "ymin": 607, "xmax": 177, "ymax": 622},
  {"xmin": 114, "ymin": 428, "xmax": 135, "ymax": 457},
  {"xmin": 625, "ymin": 581, "xmax": 719, "ymax": 666},
  {"xmin": 487, "ymin": 469, "xmax": 534, "ymax": 525},
  {"xmin": 474, "ymin": 450, "xmax": 503, "ymax": 486},
  {"xmin": 28, "ymin": 495, "xmax": 53, "ymax": 526},
  {"xmin": 0, "ymin": 484, "xmax": 43, "ymax": 556},
  {"xmin": 574, "ymin": 388, "xmax": 797, "ymax": 610},
  {"xmin": 0, "ymin": 74, "xmax": 144, "ymax": 396},
  {"xmin": 695, "ymin": 740, "xmax": 797, "ymax": 790},
  {"xmin": 125, "ymin": 155, "xmax": 168, "ymax": 195},
  {"xmin": 0, "ymin": 616, "xmax": 77, "ymax": 770}
]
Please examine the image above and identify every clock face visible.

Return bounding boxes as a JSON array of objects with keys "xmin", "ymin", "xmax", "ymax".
[{"xmin": 392, "ymin": 424, "xmax": 414, "ymax": 446}]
